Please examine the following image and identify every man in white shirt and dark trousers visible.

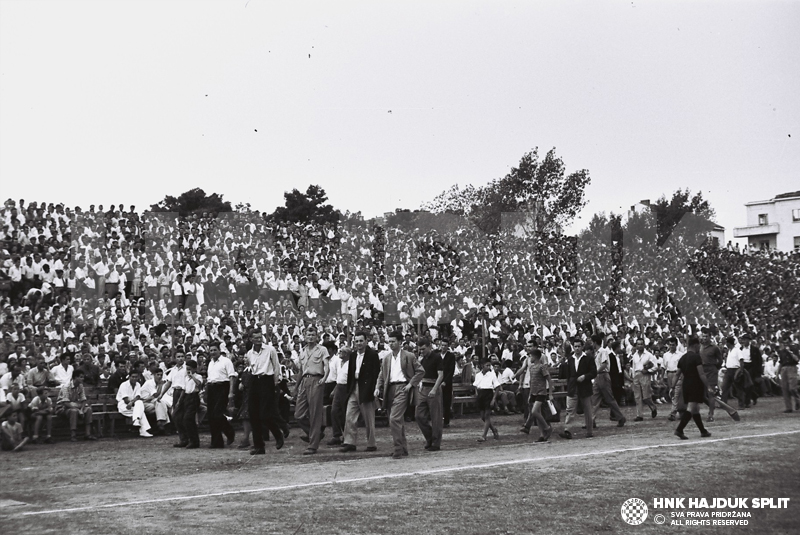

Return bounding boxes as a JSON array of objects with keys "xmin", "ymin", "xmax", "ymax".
[
  {"xmin": 246, "ymin": 334, "xmax": 284, "ymax": 454},
  {"xmin": 164, "ymin": 353, "xmax": 188, "ymax": 447},
  {"xmin": 662, "ymin": 337, "xmax": 683, "ymax": 421},
  {"xmin": 182, "ymin": 360, "xmax": 203, "ymax": 449},
  {"xmin": 206, "ymin": 344, "xmax": 236, "ymax": 448},
  {"xmin": 720, "ymin": 336, "xmax": 745, "ymax": 409},
  {"xmin": 326, "ymin": 342, "xmax": 349, "ymax": 447}
]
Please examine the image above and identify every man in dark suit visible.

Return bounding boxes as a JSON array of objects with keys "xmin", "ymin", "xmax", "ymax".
[
  {"xmin": 340, "ymin": 331, "xmax": 381, "ymax": 452},
  {"xmin": 375, "ymin": 330, "xmax": 424, "ymax": 459},
  {"xmin": 559, "ymin": 341, "xmax": 598, "ymax": 439},
  {"xmin": 439, "ymin": 338, "xmax": 457, "ymax": 428},
  {"xmin": 741, "ymin": 333, "xmax": 762, "ymax": 407},
  {"xmin": 608, "ymin": 340, "xmax": 627, "ymax": 407}
]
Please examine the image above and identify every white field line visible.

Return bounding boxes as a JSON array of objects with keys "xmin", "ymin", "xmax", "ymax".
[{"xmin": 20, "ymin": 429, "xmax": 800, "ymax": 517}]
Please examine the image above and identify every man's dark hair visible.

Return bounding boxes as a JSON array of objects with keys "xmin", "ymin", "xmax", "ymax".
[
  {"xmin": 73, "ymin": 369, "xmax": 85, "ymax": 379},
  {"xmin": 687, "ymin": 335, "xmax": 700, "ymax": 348},
  {"xmin": 186, "ymin": 360, "xmax": 198, "ymax": 370},
  {"xmin": 353, "ymin": 330, "xmax": 367, "ymax": 340}
]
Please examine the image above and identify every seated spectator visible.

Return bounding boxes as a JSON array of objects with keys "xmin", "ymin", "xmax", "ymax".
[
  {"xmin": 0, "ymin": 361, "xmax": 26, "ymax": 393},
  {"xmin": 55, "ymin": 369, "xmax": 97, "ymax": 441},
  {"xmin": 28, "ymin": 386, "xmax": 54, "ymax": 444},
  {"xmin": 140, "ymin": 367, "xmax": 169, "ymax": 435},
  {"xmin": 52, "ymin": 353, "xmax": 74, "ymax": 387},
  {"xmin": 116, "ymin": 370, "xmax": 153, "ymax": 437},
  {"xmin": 26, "ymin": 359, "xmax": 54, "ymax": 397},
  {"xmin": 77, "ymin": 352, "xmax": 101, "ymax": 386},
  {"xmin": 6, "ymin": 382, "xmax": 27, "ymax": 428},
  {"xmin": 1, "ymin": 411, "xmax": 27, "ymax": 452}
]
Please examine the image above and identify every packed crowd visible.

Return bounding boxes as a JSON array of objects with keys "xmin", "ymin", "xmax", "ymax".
[{"xmin": 0, "ymin": 198, "xmax": 799, "ymax": 451}]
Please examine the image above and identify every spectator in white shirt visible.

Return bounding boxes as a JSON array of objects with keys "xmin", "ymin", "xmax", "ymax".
[
  {"xmin": 52, "ymin": 354, "xmax": 74, "ymax": 386},
  {"xmin": 720, "ymin": 336, "xmax": 746, "ymax": 409},
  {"xmin": 473, "ymin": 360, "xmax": 500, "ymax": 442},
  {"xmin": 116, "ymin": 370, "xmax": 153, "ymax": 437}
]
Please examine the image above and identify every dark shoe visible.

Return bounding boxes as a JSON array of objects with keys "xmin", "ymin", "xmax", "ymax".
[
  {"xmin": 275, "ymin": 435, "xmax": 284, "ymax": 450},
  {"xmin": 535, "ymin": 437, "xmax": 547, "ymax": 443},
  {"xmin": 617, "ymin": 417, "xmax": 627, "ymax": 428},
  {"xmin": 186, "ymin": 443, "xmax": 200, "ymax": 449},
  {"xmin": 651, "ymin": 408, "xmax": 658, "ymax": 418},
  {"xmin": 238, "ymin": 442, "xmax": 251, "ymax": 449},
  {"xmin": 391, "ymin": 452, "xmax": 403, "ymax": 459},
  {"xmin": 327, "ymin": 438, "xmax": 343, "ymax": 447},
  {"xmin": 707, "ymin": 415, "xmax": 715, "ymax": 422},
  {"xmin": 250, "ymin": 448, "xmax": 266, "ymax": 455},
  {"xmin": 492, "ymin": 429, "xmax": 500, "ymax": 440},
  {"xmin": 70, "ymin": 434, "xmax": 78, "ymax": 442},
  {"xmin": 300, "ymin": 435, "xmax": 309, "ymax": 443},
  {"xmin": 783, "ymin": 409, "xmax": 794, "ymax": 413},
  {"xmin": 634, "ymin": 416, "xmax": 644, "ymax": 422},
  {"xmin": 283, "ymin": 429, "xmax": 291, "ymax": 439},
  {"xmin": 668, "ymin": 415, "xmax": 676, "ymax": 422},
  {"xmin": 544, "ymin": 426, "xmax": 553, "ymax": 440},
  {"xmin": 85, "ymin": 435, "xmax": 98, "ymax": 441},
  {"xmin": 443, "ymin": 422, "xmax": 450, "ymax": 428},
  {"xmin": 339, "ymin": 444, "xmax": 357, "ymax": 453},
  {"xmin": 302, "ymin": 448, "xmax": 317, "ymax": 455},
  {"xmin": 209, "ymin": 444, "xmax": 224, "ymax": 449},
  {"xmin": 226, "ymin": 434, "xmax": 236, "ymax": 446},
  {"xmin": 558, "ymin": 430, "xmax": 572, "ymax": 440},
  {"xmin": 700, "ymin": 430, "xmax": 712, "ymax": 438},
  {"xmin": 365, "ymin": 446, "xmax": 377, "ymax": 452},
  {"xmin": 44, "ymin": 437, "xmax": 54, "ymax": 444},
  {"xmin": 675, "ymin": 430, "xmax": 688, "ymax": 440},
  {"xmin": 426, "ymin": 446, "xmax": 440, "ymax": 452},
  {"xmin": 174, "ymin": 442, "xmax": 189, "ymax": 448},
  {"xmin": 519, "ymin": 426, "xmax": 530, "ymax": 434}
]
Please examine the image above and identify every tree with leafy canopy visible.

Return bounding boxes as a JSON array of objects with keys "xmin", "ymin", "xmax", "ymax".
[
  {"xmin": 149, "ymin": 188, "xmax": 232, "ymax": 216},
  {"xmin": 650, "ymin": 189, "xmax": 716, "ymax": 246},
  {"xmin": 267, "ymin": 184, "xmax": 341, "ymax": 226},
  {"xmin": 423, "ymin": 147, "xmax": 591, "ymax": 235}
]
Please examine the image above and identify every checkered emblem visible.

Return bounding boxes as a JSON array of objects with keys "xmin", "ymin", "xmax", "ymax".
[{"xmin": 621, "ymin": 498, "xmax": 648, "ymax": 525}]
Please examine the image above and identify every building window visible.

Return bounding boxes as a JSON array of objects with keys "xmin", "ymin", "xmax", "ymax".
[
  {"xmin": 758, "ymin": 214, "xmax": 769, "ymax": 226},
  {"xmin": 795, "ymin": 237, "xmax": 800, "ymax": 251},
  {"xmin": 760, "ymin": 240, "xmax": 770, "ymax": 250},
  {"xmin": 793, "ymin": 209, "xmax": 800, "ymax": 222}
]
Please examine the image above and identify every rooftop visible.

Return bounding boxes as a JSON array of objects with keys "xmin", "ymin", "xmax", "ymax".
[{"xmin": 745, "ymin": 191, "xmax": 800, "ymax": 206}]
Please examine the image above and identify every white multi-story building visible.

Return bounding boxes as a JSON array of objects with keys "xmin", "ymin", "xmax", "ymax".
[{"xmin": 733, "ymin": 191, "xmax": 800, "ymax": 252}]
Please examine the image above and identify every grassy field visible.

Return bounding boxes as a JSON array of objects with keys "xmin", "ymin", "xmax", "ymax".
[{"xmin": 1, "ymin": 396, "xmax": 798, "ymax": 534}]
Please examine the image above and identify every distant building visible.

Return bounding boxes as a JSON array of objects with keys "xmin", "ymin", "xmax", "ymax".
[{"xmin": 733, "ymin": 191, "xmax": 800, "ymax": 252}]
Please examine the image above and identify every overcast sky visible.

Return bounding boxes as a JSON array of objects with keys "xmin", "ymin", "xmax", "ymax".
[{"xmin": 1, "ymin": 1, "xmax": 798, "ymax": 240}]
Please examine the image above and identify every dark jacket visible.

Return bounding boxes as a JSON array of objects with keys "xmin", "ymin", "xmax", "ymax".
[
  {"xmin": 442, "ymin": 351, "xmax": 456, "ymax": 386},
  {"xmin": 564, "ymin": 353, "xmax": 598, "ymax": 398},
  {"xmin": 346, "ymin": 346, "xmax": 381, "ymax": 404}
]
